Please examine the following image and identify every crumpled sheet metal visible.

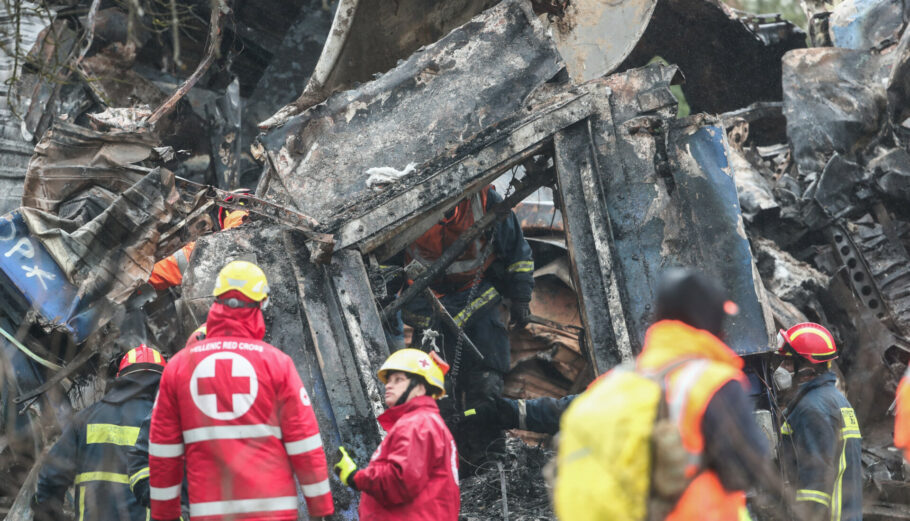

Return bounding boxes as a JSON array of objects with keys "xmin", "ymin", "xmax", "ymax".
[
  {"xmin": 666, "ymin": 123, "xmax": 776, "ymax": 354},
  {"xmin": 545, "ymin": 0, "xmax": 657, "ymax": 83},
  {"xmin": 829, "ymin": 0, "xmax": 906, "ymax": 50},
  {"xmin": 0, "ymin": 211, "xmax": 104, "ymax": 343},
  {"xmin": 259, "ymin": 0, "xmax": 498, "ymax": 128},
  {"xmin": 0, "ymin": 2, "xmax": 53, "ymax": 216},
  {"xmin": 19, "ymin": 121, "xmax": 198, "ymax": 306},
  {"xmin": 260, "ymin": 0, "xmax": 563, "ymax": 229},
  {"xmin": 782, "ymin": 47, "xmax": 895, "ymax": 176},
  {"xmin": 887, "ymin": 25, "xmax": 910, "ymax": 130}
]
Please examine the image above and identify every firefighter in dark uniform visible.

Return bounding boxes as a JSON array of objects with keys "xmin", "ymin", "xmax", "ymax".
[
  {"xmin": 776, "ymin": 323, "xmax": 862, "ymax": 521},
  {"xmin": 402, "ymin": 185, "xmax": 533, "ymax": 465},
  {"xmin": 33, "ymin": 345, "xmax": 166, "ymax": 521}
]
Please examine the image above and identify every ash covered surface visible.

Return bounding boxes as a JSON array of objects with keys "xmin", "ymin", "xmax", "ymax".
[{"xmin": 460, "ymin": 437, "xmax": 556, "ymax": 521}]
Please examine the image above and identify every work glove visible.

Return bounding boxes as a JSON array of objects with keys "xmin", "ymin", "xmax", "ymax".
[
  {"xmin": 510, "ymin": 300, "xmax": 531, "ymax": 328},
  {"xmin": 462, "ymin": 396, "xmax": 520, "ymax": 430},
  {"xmin": 334, "ymin": 446, "xmax": 359, "ymax": 489}
]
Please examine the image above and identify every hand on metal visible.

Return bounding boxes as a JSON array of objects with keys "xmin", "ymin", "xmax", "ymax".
[{"xmin": 334, "ymin": 446, "xmax": 359, "ymax": 488}]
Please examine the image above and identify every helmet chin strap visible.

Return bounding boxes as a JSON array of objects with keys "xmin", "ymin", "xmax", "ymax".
[{"xmin": 395, "ymin": 376, "xmax": 422, "ymax": 407}]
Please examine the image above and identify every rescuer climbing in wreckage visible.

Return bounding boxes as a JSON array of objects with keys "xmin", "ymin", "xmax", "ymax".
[
  {"xmin": 774, "ymin": 323, "xmax": 863, "ymax": 521},
  {"xmin": 334, "ymin": 348, "xmax": 460, "ymax": 520},
  {"xmin": 32, "ymin": 345, "xmax": 167, "ymax": 521},
  {"xmin": 552, "ymin": 268, "xmax": 784, "ymax": 521},
  {"xmin": 148, "ymin": 190, "xmax": 251, "ymax": 291},
  {"xmin": 148, "ymin": 260, "xmax": 334, "ymax": 521},
  {"xmin": 398, "ymin": 184, "xmax": 534, "ymax": 466}
]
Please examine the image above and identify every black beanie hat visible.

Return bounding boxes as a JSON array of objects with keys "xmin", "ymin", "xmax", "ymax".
[{"xmin": 654, "ymin": 267, "xmax": 729, "ymax": 337}]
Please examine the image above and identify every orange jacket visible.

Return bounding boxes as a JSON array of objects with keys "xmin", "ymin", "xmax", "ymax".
[
  {"xmin": 148, "ymin": 243, "xmax": 195, "ymax": 290},
  {"xmin": 635, "ymin": 320, "xmax": 750, "ymax": 521},
  {"xmin": 897, "ymin": 366, "xmax": 910, "ymax": 462},
  {"xmin": 406, "ymin": 187, "xmax": 494, "ymax": 294},
  {"xmin": 148, "ymin": 210, "xmax": 248, "ymax": 291}
]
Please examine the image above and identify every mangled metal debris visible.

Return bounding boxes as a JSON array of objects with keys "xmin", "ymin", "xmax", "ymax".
[{"xmin": 1, "ymin": 0, "xmax": 910, "ymax": 518}]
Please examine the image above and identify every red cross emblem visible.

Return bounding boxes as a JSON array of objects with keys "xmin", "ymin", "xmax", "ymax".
[
  {"xmin": 418, "ymin": 358, "xmax": 430, "ymax": 369},
  {"xmin": 191, "ymin": 352, "xmax": 258, "ymax": 420},
  {"xmin": 197, "ymin": 359, "xmax": 250, "ymax": 413}
]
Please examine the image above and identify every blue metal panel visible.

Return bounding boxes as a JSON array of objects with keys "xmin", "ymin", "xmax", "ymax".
[
  {"xmin": 597, "ymin": 115, "xmax": 772, "ymax": 356},
  {"xmin": 0, "ymin": 211, "xmax": 99, "ymax": 343},
  {"xmin": 670, "ymin": 125, "xmax": 771, "ymax": 355}
]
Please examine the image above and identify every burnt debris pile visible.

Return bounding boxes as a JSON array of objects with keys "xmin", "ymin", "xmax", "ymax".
[{"xmin": 1, "ymin": 0, "xmax": 910, "ymax": 519}]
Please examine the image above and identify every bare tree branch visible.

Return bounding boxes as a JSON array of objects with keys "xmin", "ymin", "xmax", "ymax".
[
  {"xmin": 146, "ymin": 0, "xmax": 228, "ymax": 127},
  {"xmin": 74, "ymin": 0, "xmax": 102, "ymax": 67}
]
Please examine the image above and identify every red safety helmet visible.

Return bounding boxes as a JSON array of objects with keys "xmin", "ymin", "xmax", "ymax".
[
  {"xmin": 776, "ymin": 322, "xmax": 838, "ymax": 364},
  {"xmin": 117, "ymin": 344, "xmax": 166, "ymax": 377},
  {"xmin": 218, "ymin": 188, "xmax": 252, "ymax": 229}
]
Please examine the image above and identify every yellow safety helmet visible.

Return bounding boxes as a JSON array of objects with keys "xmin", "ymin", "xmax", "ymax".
[
  {"xmin": 213, "ymin": 260, "xmax": 270, "ymax": 303},
  {"xmin": 377, "ymin": 348, "xmax": 448, "ymax": 398}
]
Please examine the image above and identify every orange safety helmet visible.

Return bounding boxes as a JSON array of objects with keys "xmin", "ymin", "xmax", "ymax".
[
  {"xmin": 776, "ymin": 322, "xmax": 838, "ymax": 364},
  {"xmin": 117, "ymin": 344, "xmax": 166, "ymax": 377}
]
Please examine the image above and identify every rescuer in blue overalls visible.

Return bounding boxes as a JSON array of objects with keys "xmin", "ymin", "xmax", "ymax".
[{"xmin": 402, "ymin": 185, "xmax": 534, "ymax": 466}]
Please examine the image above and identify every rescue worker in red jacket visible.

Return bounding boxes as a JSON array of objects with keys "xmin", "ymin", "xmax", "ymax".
[
  {"xmin": 149, "ymin": 260, "xmax": 333, "ymax": 521},
  {"xmin": 897, "ymin": 364, "xmax": 910, "ymax": 462},
  {"xmin": 148, "ymin": 194, "xmax": 249, "ymax": 290},
  {"xmin": 402, "ymin": 185, "xmax": 533, "ymax": 464},
  {"xmin": 333, "ymin": 348, "xmax": 460, "ymax": 520}
]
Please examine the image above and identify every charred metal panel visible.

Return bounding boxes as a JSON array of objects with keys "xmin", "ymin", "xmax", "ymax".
[
  {"xmin": 829, "ymin": 0, "xmax": 905, "ymax": 50},
  {"xmin": 554, "ymin": 118, "xmax": 633, "ymax": 372},
  {"xmin": 259, "ymin": 0, "xmax": 563, "ymax": 229},
  {"xmin": 783, "ymin": 48, "xmax": 894, "ymax": 176},
  {"xmin": 589, "ymin": 65, "xmax": 679, "ymax": 355},
  {"xmin": 341, "ymin": 92, "xmax": 595, "ymax": 257},
  {"xmin": 584, "ymin": 65, "xmax": 773, "ymax": 356}
]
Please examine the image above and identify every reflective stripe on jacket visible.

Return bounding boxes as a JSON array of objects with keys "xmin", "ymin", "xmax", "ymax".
[
  {"xmin": 402, "ymin": 187, "xmax": 534, "ymax": 330},
  {"xmin": 780, "ymin": 371, "xmax": 862, "ymax": 521},
  {"xmin": 897, "ymin": 367, "xmax": 910, "ymax": 462},
  {"xmin": 635, "ymin": 320, "xmax": 751, "ymax": 521},
  {"xmin": 407, "ymin": 188, "xmax": 494, "ymax": 295},
  {"xmin": 35, "ymin": 372, "xmax": 160, "ymax": 521},
  {"xmin": 149, "ymin": 243, "xmax": 195, "ymax": 290},
  {"xmin": 354, "ymin": 395, "xmax": 460, "ymax": 520}
]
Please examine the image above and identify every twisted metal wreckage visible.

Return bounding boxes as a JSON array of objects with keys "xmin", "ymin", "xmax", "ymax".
[{"xmin": 1, "ymin": 0, "xmax": 910, "ymax": 518}]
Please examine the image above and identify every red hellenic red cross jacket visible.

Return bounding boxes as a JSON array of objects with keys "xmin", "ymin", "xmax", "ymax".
[
  {"xmin": 354, "ymin": 395, "xmax": 460, "ymax": 520},
  {"xmin": 149, "ymin": 299, "xmax": 333, "ymax": 520}
]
